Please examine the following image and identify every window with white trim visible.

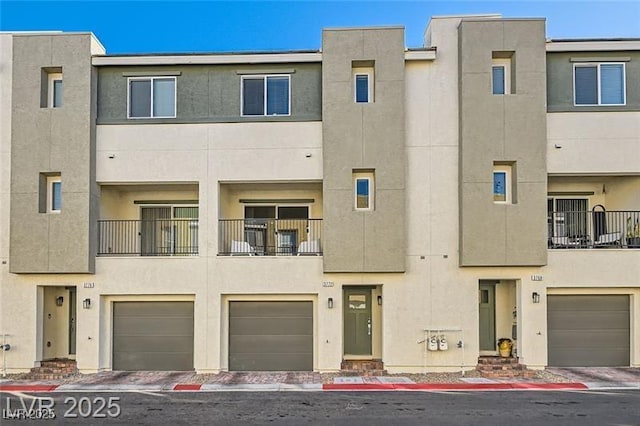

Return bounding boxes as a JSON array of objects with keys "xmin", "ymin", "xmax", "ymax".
[
  {"xmin": 493, "ymin": 164, "xmax": 513, "ymax": 204},
  {"xmin": 47, "ymin": 176, "xmax": 62, "ymax": 213},
  {"xmin": 48, "ymin": 73, "xmax": 63, "ymax": 108},
  {"xmin": 574, "ymin": 63, "xmax": 625, "ymax": 106},
  {"xmin": 491, "ymin": 59, "xmax": 511, "ymax": 95},
  {"xmin": 353, "ymin": 170, "xmax": 375, "ymax": 211},
  {"xmin": 128, "ymin": 77, "xmax": 176, "ymax": 118},
  {"xmin": 241, "ymin": 75, "xmax": 290, "ymax": 116},
  {"xmin": 353, "ymin": 70, "xmax": 373, "ymax": 103}
]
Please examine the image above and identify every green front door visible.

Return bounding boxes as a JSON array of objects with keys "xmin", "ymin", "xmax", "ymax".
[
  {"xmin": 343, "ymin": 288, "xmax": 372, "ymax": 355},
  {"xmin": 479, "ymin": 282, "xmax": 496, "ymax": 351},
  {"xmin": 68, "ymin": 287, "xmax": 76, "ymax": 355}
]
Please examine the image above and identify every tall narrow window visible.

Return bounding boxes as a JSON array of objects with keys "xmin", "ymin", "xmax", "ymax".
[
  {"xmin": 49, "ymin": 72, "xmax": 63, "ymax": 108},
  {"xmin": 241, "ymin": 75, "xmax": 290, "ymax": 116},
  {"xmin": 574, "ymin": 63, "xmax": 625, "ymax": 105},
  {"xmin": 491, "ymin": 56, "xmax": 512, "ymax": 95},
  {"xmin": 492, "ymin": 66, "xmax": 505, "ymax": 95},
  {"xmin": 355, "ymin": 74, "xmax": 370, "ymax": 103},
  {"xmin": 48, "ymin": 176, "xmax": 62, "ymax": 213},
  {"xmin": 353, "ymin": 170, "xmax": 375, "ymax": 211},
  {"xmin": 493, "ymin": 163, "xmax": 514, "ymax": 204},
  {"xmin": 353, "ymin": 66, "xmax": 374, "ymax": 103}
]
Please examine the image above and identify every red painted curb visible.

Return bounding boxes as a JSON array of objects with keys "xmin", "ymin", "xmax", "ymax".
[
  {"xmin": 322, "ymin": 382, "xmax": 589, "ymax": 391},
  {"xmin": 0, "ymin": 384, "xmax": 59, "ymax": 392},
  {"xmin": 173, "ymin": 384, "xmax": 202, "ymax": 391},
  {"xmin": 509, "ymin": 382, "xmax": 588, "ymax": 390}
]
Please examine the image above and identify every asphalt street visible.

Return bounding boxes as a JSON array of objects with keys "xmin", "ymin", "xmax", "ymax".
[{"xmin": 1, "ymin": 390, "xmax": 639, "ymax": 425}]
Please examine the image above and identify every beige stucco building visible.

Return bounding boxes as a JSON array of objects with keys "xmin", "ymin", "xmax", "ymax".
[{"xmin": 1, "ymin": 14, "xmax": 639, "ymax": 376}]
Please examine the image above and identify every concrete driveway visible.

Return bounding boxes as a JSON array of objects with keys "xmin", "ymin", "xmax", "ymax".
[{"xmin": 546, "ymin": 367, "xmax": 640, "ymax": 387}]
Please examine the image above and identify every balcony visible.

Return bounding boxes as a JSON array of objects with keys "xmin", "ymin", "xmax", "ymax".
[
  {"xmin": 548, "ymin": 210, "xmax": 640, "ymax": 249},
  {"xmin": 98, "ymin": 219, "xmax": 199, "ymax": 256},
  {"xmin": 218, "ymin": 219, "xmax": 322, "ymax": 256}
]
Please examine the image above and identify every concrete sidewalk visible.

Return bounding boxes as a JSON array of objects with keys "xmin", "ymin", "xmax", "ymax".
[{"xmin": 1, "ymin": 368, "xmax": 638, "ymax": 393}]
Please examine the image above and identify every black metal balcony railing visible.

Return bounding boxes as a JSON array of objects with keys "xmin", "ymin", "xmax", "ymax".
[
  {"xmin": 98, "ymin": 219, "xmax": 199, "ymax": 256},
  {"xmin": 219, "ymin": 219, "xmax": 323, "ymax": 256},
  {"xmin": 548, "ymin": 210, "xmax": 640, "ymax": 249}
]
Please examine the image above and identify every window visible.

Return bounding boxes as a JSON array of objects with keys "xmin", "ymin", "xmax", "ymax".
[
  {"xmin": 353, "ymin": 170, "xmax": 375, "ymax": 211},
  {"xmin": 493, "ymin": 163, "xmax": 515, "ymax": 204},
  {"xmin": 491, "ymin": 57, "xmax": 511, "ymax": 95},
  {"xmin": 47, "ymin": 176, "xmax": 61, "ymax": 213},
  {"xmin": 128, "ymin": 77, "xmax": 176, "ymax": 118},
  {"xmin": 574, "ymin": 63, "xmax": 625, "ymax": 105},
  {"xmin": 48, "ymin": 73, "xmax": 63, "ymax": 108},
  {"xmin": 241, "ymin": 75, "xmax": 290, "ymax": 116},
  {"xmin": 353, "ymin": 67, "xmax": 374, "ymax": 103}
]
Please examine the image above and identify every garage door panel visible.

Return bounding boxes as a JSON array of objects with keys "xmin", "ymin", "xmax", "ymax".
[
  {"xmin": 113, "ymin": 301, "xmax": 194, "ymax": 371},
  {"xmin": 549, "ymin": 330, "xmax": 630, "ymax": 348},
  {"xmin": 547, "ymin": 295, "xmax": 629, "ymax": 367},
  {"xmin": 114, "ymin": 317, "xmax": 194, "ymax": 335},
  {"xmin": 547, "ymin": 311, "xmax": 630, "ymax": 330},
  {"xmin": 229, "ymin": 301, "xmax": 313, "ymax": 371},
  {"xmin": 548, "ymin": 295, "xmax": 629, "ymax": 311},
  {"xmin": 230, "ymin": 353, "xmax": 312, "ymax": 372},
  {"xmin": 114, "ymin": 301, "xmax": 194, "ymax": 316},
  {"xmin": 230, "ymin": 301, "xmax": 312, "ymax": 317},
  {"xmin": 548, "ymin": 349, "xmax": 630, "ymax": 367},
  {"xmin": 230, "ymin": 335, "xmax": 313, "ymax": 353},
  {"xmin": 113, "ymin": 352, "xmax": 193, "ymax": 371},
  {"xmin": 230, "ymin": 318, "xmax": 313, "ymax": 335},
  {"xmin": 114, "ymin": 336, "xmax": 193, "ymax": 352}
]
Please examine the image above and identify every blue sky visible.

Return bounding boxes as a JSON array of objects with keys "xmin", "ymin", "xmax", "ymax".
[{"xmin": 1, "ymin": 1, "xmax": 639, "ymax": 54}]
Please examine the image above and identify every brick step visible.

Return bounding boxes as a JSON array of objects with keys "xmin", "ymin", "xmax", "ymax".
[
  {"xmin": 477, "ymin": 356, "xmax": 520, "ymax": 365},
  {"xmin": 340, "ymin": 369, "xmax": 388, "ymax": 377},
  {"xmin": 24, "ymin": 358, "xmax": 78, "ymax": 380},
  {"xmin": 341, "ymin": 359, "xmax": 384, "ymax": 371},
  {"xmin": 476, "ymin": 356, "xmax": 536, "ymax": 379},
  {"xmin": 30, "ymin": 367, "xmax": 77, "ymax": 374},
  {"xmin": 39, "ymin": 359, "xmax": 77, "ymax": 369}
]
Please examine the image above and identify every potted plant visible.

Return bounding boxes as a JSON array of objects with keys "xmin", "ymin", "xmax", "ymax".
[
  {"xmin": 626, "ymin": 217, "xmax": 640, "ymax": 248},
  {"xmin": 497, "ymin": 338, "xmax": 513, "ymax": 358}
]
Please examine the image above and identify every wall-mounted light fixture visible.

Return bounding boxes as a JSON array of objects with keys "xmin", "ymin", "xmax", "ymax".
[
  {"xmin": 377, "ymin": 295, "xmax": 382, "ymax": 306},
  {"xmin": 532, "ymin": 292, "xmax": 540, "ymax": 304},
  {"xmin": 56, "ymin": 296, "xmax": 64, "ymax": 307},
  {"xmin": 327, "ymin": 297, "xmax": 333, "ymax": 309},
  {"xmin": 82, "ymin": 298, "xmax": 91, "ymax": 309}
]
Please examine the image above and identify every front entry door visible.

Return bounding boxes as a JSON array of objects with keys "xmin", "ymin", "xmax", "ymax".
[
  {"xmin": 343, "ymin": 288, "xmax": 372, "ymax": 355},
  {"xmin": 68, "ymin": 287, "xmax": 76, "ymax": 355},
  {"xmin": 479, "ymin": 282, "xmax": 496, "ymax": 351}
]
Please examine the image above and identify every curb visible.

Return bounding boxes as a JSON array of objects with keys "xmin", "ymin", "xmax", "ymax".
[
  {"xmin": 6, "ymin": 382, "xmax": 638, "ymax": 393},
  {"xmin": 322, "ymin": 382, "xmax": 589, "ymax": 391},
  {"xmin": 1, "ymin": 382, "xmax": 588, "ymax": 393}
]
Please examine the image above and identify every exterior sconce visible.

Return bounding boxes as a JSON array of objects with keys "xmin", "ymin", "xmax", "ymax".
[
  {"xmin": 377, "ymin": 295, "xmax": 382, "ymax": 306},
  {"xmin": 56, "ymin": 296, "xmax": 64, "ymax": 307},
  {"xmin": 327, "ymin": 298, "xmax": 333, "ymax": 309},
  {"xmin": 532, "ymin": 292, "xmax": 540, "ymax": 304},
  {"xmin": 82, "ymin": 298, "xmax": 91, "ymax": 309}
]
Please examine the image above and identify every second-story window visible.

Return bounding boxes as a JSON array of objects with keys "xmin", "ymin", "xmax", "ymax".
[
  {"xmin": 574, "ymin": 63, "xmax": 625, "ymax": 106},
  {"xmin": 48, "ymin": 175, "xmax": 62, "ymax": 213},
  {"xmin": 241, "ymin": 75, "xmax": 290, "ymax": 116},
  {"xmin": 128, "ymin": 77, "xmax": 176, "ymax": 118},
  {"xmin": 49, "ymin": 73, "xmax": 63, "ymax": 108}
]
